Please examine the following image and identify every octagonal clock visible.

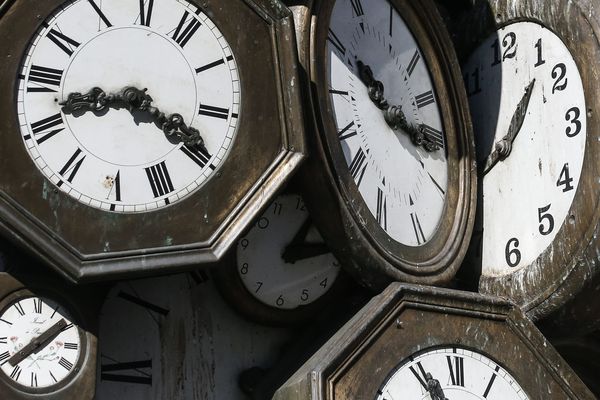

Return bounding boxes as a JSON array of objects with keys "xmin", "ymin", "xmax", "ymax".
[
  {"xmin": 272, "ymin": 283, "xmax": 594, "ymax": 400},
  {"xmin": 0, "ymin": 0, "xmax": 305, "ymax": 282}
]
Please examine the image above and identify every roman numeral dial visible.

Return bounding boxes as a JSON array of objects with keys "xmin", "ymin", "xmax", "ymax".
[{"xmin": 18, "ymin": 0, "xmax": 241, "ymax": 213}]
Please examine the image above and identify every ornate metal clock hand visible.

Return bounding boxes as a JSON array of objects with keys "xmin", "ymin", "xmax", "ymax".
[
  {"xmin": 356, "ymin": 60, "xmax": 440, "ymax": 152},
  {"xmin": 281, "ymin": 217, "xmax": 331, "ymax": 263},
  {"xmin": 7, "ymin": 318, "xmax": 68, "ymax": 366},
  {"xmin": 60, "ymin": 86, "xmax": 209, "ymax": 154},
  {"xmin": 482, "ymin": 79, "xmax": 536, "ymax": 176},
  {"xmin": 425, "ymin": 372, "xmax": 449, "ymax": 400}
]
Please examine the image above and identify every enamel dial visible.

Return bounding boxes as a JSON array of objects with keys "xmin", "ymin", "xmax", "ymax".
[
  {"xmin": 463, "ymin": 22, "xmax": 586, "ymax": 276},
  {"xmin": 236, "ymin": 194, "xmax": 340, "ymax": 310},
  {"xmin": 0, "ymin": 296, "xmax": 82, "ymax": 389},
  {"xmin": 376, "ymin": 347, "xmax": 528, "ymax": 400},
  {"xmin": 327, "ymin": 0, "xmax": 447, "ymax": 246},
  {"xmin": 18, "ymin": 0, "xmax": 240, "ymax": 213}
]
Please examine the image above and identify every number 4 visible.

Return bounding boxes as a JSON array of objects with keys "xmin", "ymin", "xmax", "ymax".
[{"xmin": 556, "ymin": 163, "xmax": 574, "ymax": 192}]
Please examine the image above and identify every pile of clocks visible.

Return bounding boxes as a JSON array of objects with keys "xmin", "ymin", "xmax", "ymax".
[{"xmin": 0, "ymin": 0, "xmax": 599, "ymax": 398}]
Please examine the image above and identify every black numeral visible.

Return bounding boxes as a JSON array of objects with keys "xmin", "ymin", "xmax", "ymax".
[
  {"xmin": 33, "ymin": 298, "xmax": 42, "ymax": 314},
  {"xmin": 195, "ymin": 55, "xmax": 233, "ymax": 74},
  {"xmin": 557, "ymin": 163, "xmax": 574, "ymax": 192},
  {"xmin": 447, "ymin": 356, "xmax": 465, "ymax": 386},
  {"xmin": 181, "ymin": 144, "xmax": 214, "ymax": 170},
  {"xmin": 101, "ymin": 360, "xmax": 152, "ymax": 385},
  {"xmin": 409, "ymin": 361, "xmax": 428, "ymax": 389},
  {"xmin": 410, "ymin": 212, "xmax": 426, "ymax": 244},
  {"xmin": 44, "ymin": 24, "xmax": 80, "ymax": 56},
  {"xmin": 415, "ymin": 90, "xmax": 435, "ymax": 109},
  {"xmin": 27, "ymin": 65, "xmax": 63, "ymax": 93},
  {"xmin": 428, "ymin": 173, "xmax": 445, "ymax": 195},
  {"xmin": 88, "ymin": 0, "xmax": 112, "ymax": 27},
  {"xmin": 29, "ymin": 113, "xmax": 64, "ymax": 144},
  {"xmin": 14, "ymin": 301, "xmax": 25, "ymax": 316},
  {"xmin": 421, "ymin": 124, "xmax": 444, "ymax": 149},
  {"xmin": 505, "ymin": 238, "xmax": 521, "ymax": 267},
  {"xmin": 338, "ymin": 121, "xmax": 357, "ymax": 141},
  {"xmin": 464, "ymin": 67, "xmax": 482, "ymax": 97},
  {"xmin": 139, "ymin": 0, "xmax": 154, "ymax": 27},
  {"xmin": 348, "ymin": 148, "xmax": 367, "ymax": 187},
  {"xmin": 327, "ymin": 29, "xmax": 346, "ymax": 56},
  {"xmin": 58, "ymin": 148, "xmax": 86, "ymax": 187},
  {"xmin": 406, "ymin": 50, "xmax": 421, "ymax": 77},
  {"xmin": 172, "ymin": 10, "xmax": 201, "ymax": 48},
  {"xmin": 538, "ymin": 204, "xmax": 554, "ymax": 236},
  {"xmin": 31, "ymin": 372, "xmax": 38, "ymax": 387},
  {"xmin": 198, "ymin": 104, "xmax": 229, "ymax": 120},
  {"xmin": 552, "ymin": 63, "xmax": 568, "ymax": 94},
  {"xmin": 0, "ymin": 337, "xmax": 6, "ymax": 344},
  {"xmin": 10, "ymin": 365, "xmax": 21, "ymax": 380},
  {"xmin": 534, "ymin": 38, "xmax": 545, "ymax": 67},
  {"xmin": 349, "ymin": 0, "xmax": 364, "ymax": 16},
  {"xmin": 145, "ymin": 161, "xmax": 175, "ymax": 200},
  {"xmin": 492, "ymin": 32, "xmax": 517, "ymax": 66},
  {"xmin": 376, "ymin": 187, "xmax": 387, "ymax": 230},
  {"xmin": 107, "ymin": 171, "xmax": 122, "ymax": 210},
  {"xmin": 565, "ymin": 107, "xmax": 581, "ymax": 137},
  {"xmin": 64, "ymin": 342, "xmax": 79, "ymax": 350},
  {"xmin": 118, "ymin": 291, "xmax": 170, "ymax": 316},
  {"xmin": 0, "ymin": 351, "xmax": 10, "ymax": 365}
]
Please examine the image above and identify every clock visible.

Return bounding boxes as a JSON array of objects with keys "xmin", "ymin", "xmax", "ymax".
[
  {"xmin": 0, "ymin": 0, "xmax": 305, "ymax": 282},
  {"xmin": 213, "ymin": 192, "xmax": 346, "ymax": 325},
  {"xmin": 458, "ymin": 0, "xmax": 600, "ymax": 326},
  {"xmin": 292, "ymin": 0, "xmax": 476, "ymax": 289},
  {"xmin": 271, "ymin": 283, "xmax": 595, "ymax": 400},
  {"xmin": 95, "ymin": 272, "xmax": 292, "ymax": 399},
  {"xmin": 0, "ymin": 272, "xmax": 100, "ymax": 400}
]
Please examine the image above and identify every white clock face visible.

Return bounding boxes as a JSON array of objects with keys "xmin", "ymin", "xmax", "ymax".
[
  {"xmin": 237, "ymin": 195, "xmax": 340, "ymax": 310},
  {"xmin": 376, "ymin": 347, "xmax": 528, "ymax": 400},
  {"xmin": 17, "ymin": 0, "xmax": 240, "ymax": 213},
  {"xmin": 0, "ymin": 296, "xmax": 81, "ymax": 389},
  {"xmin": 464, "ymin": 22, "xmax": 586, "ymax": 276},
  {"xmin": 327, "ymin": 0, "xmax": 448, "ymax": 246}
]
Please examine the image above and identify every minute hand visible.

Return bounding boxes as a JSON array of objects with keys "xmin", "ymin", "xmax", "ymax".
[{"xmin": 482, "ymin": 79, "xmax": 536, "ymax": 176}]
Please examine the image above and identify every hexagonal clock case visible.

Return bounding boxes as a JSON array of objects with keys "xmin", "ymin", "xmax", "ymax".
[
  {"xmin": 272, "ymin": 283, "xmax": 594, "ymax": 400},
  {"xmin": 0, "ymin": 0, "xmax": 305, "ymax": 282}
]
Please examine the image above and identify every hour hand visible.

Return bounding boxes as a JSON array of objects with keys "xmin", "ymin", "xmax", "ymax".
[
  {"xmin": 482, "ymin": 79, "xmax": 536, "ymax": 176},
  {"xmin": 8, "ymin": 318, "xmax": 67, "ymax": 366},
  {"xmin": 281, "ymin": 217, "xmax": 330, "ymax": 263}
]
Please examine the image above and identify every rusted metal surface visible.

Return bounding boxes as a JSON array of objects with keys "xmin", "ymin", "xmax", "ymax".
[
  {"xmin": 292, "ymin": 0, "xmax": 477, "ymax": 290},
  {"xmin": 272, "ymin": 283, "xmax": 595, "ymax": 400},
  {"xmin": 0, "ymin": 0, "xmax": 305, "ymax": 283}
]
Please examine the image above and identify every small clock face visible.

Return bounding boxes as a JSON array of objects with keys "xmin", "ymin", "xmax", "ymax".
[
  {"xmin": 327, "ymin": 0, "xmax": 448, "ymax": 246},
  {"xmin": 236, "ymin": 194, "xmax": 340, "ymax": 310},
  {"xmin": 0, "ymin": 296, "xmax": 81, "ymax": 389},
  {"xmin": 463, "ymin": 22, "xmax": 586, "ymax": 275},
  {"xmin": 376, "ymin": 347, "xmax": 528, "ymax": 400},
  {"xmin": 18, "ymin": 0, "xmax": 240, "ymax": 213}
]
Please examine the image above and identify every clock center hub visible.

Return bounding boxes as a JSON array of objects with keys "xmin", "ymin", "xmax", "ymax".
[{"xmin": 61, "ymin": 26, "xmax": 197, "ymax": 167}]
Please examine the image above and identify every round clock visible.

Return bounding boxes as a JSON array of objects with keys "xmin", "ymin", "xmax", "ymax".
[
  {"xmin": 0, "ymin": 273, "xmax": 99, "ymax": 400},
  {"xmin": 0, "ymin": 0, "xmax": 304, "ymax": 282},
  {"xmin": 458, "ymin": 0, "xmax": 600, "ymax": 326},
  {"xmin": 294, "ymin": 0, "xmax": 476, "ymax": 289},
  {"xmin": 213, "ymin": 193, "xmax": 345, "ymax": 325},
  {"xmin": 272, "ymin": 283, "xmax": 595, "ymax": 400},
  {"xmin": 376, "ymin": 347, "xmax": 527, "ymax": 399}
]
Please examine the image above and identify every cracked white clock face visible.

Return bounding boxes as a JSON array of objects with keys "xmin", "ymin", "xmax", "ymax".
[
  {"xmin": 327, "ymin": 0, "xmax": 448, "ymax": 246},
  {"xmin": 17, "ymin": 0, "xmax": 240, "ymax": 213},
  {"xmin": 376, "ymin": 347, "xmax": 528, "ymax": 400},
  {"xmin": 0, "ymin": 296, "xmax": 81, "ymax": 389},
  {"xmin": 463, "ymin": 22, "xmax": 586, "ymax": 276}
]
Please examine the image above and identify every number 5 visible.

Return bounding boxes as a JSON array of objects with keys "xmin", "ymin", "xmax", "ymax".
[{"xmin": 538, "ymin": 204, "xmax": 555, "ymax": 236}]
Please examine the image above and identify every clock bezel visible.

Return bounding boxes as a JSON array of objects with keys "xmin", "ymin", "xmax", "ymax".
[
  {"xmin": 0, "ymin": 0, "xmax": 305, "ymax": 283},
  {"xmin": 296, "ymin": 0, "xmax": 476, "ymax": 288},
  {"xmin": 456, "ymin": 0, "xmax": 600, "ymax": 326},
  {"xmin": 0, "ymin": 272, "xmax": 99, "ymax": 400}
]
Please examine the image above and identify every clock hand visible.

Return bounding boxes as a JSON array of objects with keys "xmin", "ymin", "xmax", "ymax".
[
  {"xmin": 60, "ymin": 86, "xmax": 209, "ymax": 155},
  {"xmin": 7, "ymin": 318, "xmax": 67, "ymax": 367},
  {"xmin": 482, "ymin": 79, "xmax": 536, "ymax": 176},
  {"xmin": 356, "ymin": 60, "xmax": 440, "ymax": 152},
  {"xmin": 425, "ymin": 372, "xmax": 449, "ymax": 400},
  {"xmin": 281, "ymin": 217, "xmax": 331, "ymax": 263}
]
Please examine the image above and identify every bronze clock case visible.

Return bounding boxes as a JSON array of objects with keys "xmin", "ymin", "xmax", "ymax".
[
  {"xmin": 455, "ymin": 0, "xmax": 600, "ymax": 330},
  {"xmin": 272, "ymin": 283, "xmax": 594, "ymax": 400},
  {"xmin": 293, "ymin": 0, "xmax": 476, "ymax": 290},
  {"xmin": 0, "ymin": 272, "xmax": 102, "ymax": 400},
  {"xmin": 0, "ymin": 0, "xmax": 305, "ymax": 283}
]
